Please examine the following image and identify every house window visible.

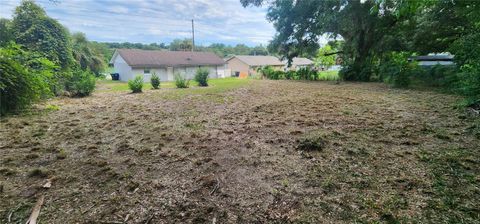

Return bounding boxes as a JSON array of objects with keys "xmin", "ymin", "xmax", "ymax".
[{"xmin": 144, "ymin": 69, "xmax": 151, "ymax": 74}]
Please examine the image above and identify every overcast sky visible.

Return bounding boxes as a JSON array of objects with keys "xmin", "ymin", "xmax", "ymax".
[{"xmin": 0, "ymin": 0, "xmax": 276, "ymax": 46}]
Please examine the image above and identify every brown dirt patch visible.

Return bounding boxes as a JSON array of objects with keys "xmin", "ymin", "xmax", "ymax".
[{"xmin": 0, "ymin": 80, "xmax": 478, "ymax": 223}]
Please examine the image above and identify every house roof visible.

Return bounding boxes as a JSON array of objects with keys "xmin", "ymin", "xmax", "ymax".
[
  {"xmin": 413, "ymin": 55, "xmax": 454, "ymax": 61},
  {"xmin": 111, "ymin": 49, "xmax": 225, "ymax": 67},
  {"xmin": 228, "ymin": 55, "xmax": 284, "ymax": 66},
  {"xmin": 286, "ymin": 57, "xmax": 314, "ymax": 66}
]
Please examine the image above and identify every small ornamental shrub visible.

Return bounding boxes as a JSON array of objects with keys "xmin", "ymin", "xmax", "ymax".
[
  {"xmin": 151, "ymin": 72, "xmax": 160, "ymax": 89},
  {"xmin": 194, "ymin": 68, "xmax": 209, "ymax": 87},
  {"xmin": 174, "ymin": 73, "xmax": 190, "ymax": 88},
  {"xmin": 128, "ymin": 75, "xmax": 144, "ymax": 93},
  {"xmin": 66, "ymin": 69, "xmax": 96, "ymax": 97}
]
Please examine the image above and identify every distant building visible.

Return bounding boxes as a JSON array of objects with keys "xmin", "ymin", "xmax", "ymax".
[
  {"xmin": 109, "ymin": 49, "xmax": 225, "ymax": 82},
  {"xmin": 410, "ymin": 54, "xmax": 455, "ymax": 66},
  {"xmin": 284, "ymin": 57, "xmax": 314, "ymax": 71},
  {"xmin": 226, "ymin": 55, "xmax": 284, "ymax": 77}
]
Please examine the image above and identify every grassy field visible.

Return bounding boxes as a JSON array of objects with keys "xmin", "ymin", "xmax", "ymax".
[
  {"xmin": 0, "ymin": 79, "xmax": 479, "ymax": 223},
  {"xmin": 96, "ymin": 77, "xmax": 250, "ymax": 92},
  {"xmin": 318, "ymin": 70, "xmax": 340, "ymax": 81}
]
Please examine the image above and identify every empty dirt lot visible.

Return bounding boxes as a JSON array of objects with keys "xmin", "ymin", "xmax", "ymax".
[{"xmin": 1, "ymin": 79, "xmax": 479, "ymax": 223}]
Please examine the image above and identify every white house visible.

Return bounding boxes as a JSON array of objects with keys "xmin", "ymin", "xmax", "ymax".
[
  {"xmin": 109, "ymin": 49, "xmax": 226, "ymax": 82},
  {"xmin": 410, "ymin": 54, "xmax": 455, "ymax": 66}
]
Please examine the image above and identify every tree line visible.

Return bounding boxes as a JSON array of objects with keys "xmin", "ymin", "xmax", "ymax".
[{"xmin": 242, "ymin": 0, "xmax": 480, "ymax": 107}]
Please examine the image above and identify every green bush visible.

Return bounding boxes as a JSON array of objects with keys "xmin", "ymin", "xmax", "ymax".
[
  {"xmin": 297, "ymin": 67, "xmax": 318, "ymax": 80},
  {"xmin": 380, "ymin": 52, "xmax": 420, "ymax": 88},
  {"xmin": 66, "ymin": 69, "xmax": 96, "ymax": 97},
  {"xmin": 128, "ymin": 75, "xmax": 143, "ymax": 93},
  {"xmin": 0, "ymin": 44, "xmax": 54, "ymax": 115},
  {"xmin": 174, "ymin": 73, "xmax": 189, "ymax": 88},
  {"xmin": 151, "ymin": 72, "xmax": 160, "ymax": 89},
  {"xmin": 194, "ymin": 68, "xmax": 209, "ymax": 87}
]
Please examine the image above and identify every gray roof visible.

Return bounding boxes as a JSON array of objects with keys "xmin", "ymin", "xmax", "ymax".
[
  {"xmin": 286, "ymin": 57, "xmax": 314, "ymax": 66},
  {"xmin": 414, "ymin": 55, "xmax": 454, "ymax": 61},
  {"xmin": 229, "ymin": 55, "xmax": 284, "ymax": 66},
  {"xmin": 113, "ymin": 49, "xmax": 225, "ymax": 67}
]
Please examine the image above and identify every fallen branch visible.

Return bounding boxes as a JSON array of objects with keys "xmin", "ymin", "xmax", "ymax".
[
  {"xmin": 25, "ymin": 195, "xmax": 44, "ymax": 224},
  {"xmin": 210, "ymin": 178, "xmax": 220, "ymax": 196}
]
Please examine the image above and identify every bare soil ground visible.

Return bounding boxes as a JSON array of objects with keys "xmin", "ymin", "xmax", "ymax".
[{"xmin": 1, "ymin": 80, "xmax": 479, "ymax": 223}]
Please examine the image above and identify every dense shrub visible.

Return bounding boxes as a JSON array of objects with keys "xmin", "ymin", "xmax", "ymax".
[
  {"xmin": 0, "ymin": 43, "xmax": 54, "ymax": 115},
  {"xmin": 285, "ymin": 70, "xmax": 296, "ymax": 80},
  {"xmin": 297, "ymin": 67, "xmax": 318, "ymax": 80},
  {"xmin": 194, "ymin": 68, "xmax": 209, "ymax": 87},
  {"xmin": 66, "ymin": 69, "xmax": 96, "ymax": 97},
  {"xmin": 258, "ymin": 66, "xmax": 275, "ymax": 79},
  {"xmin": 380, "ymin": 52, "xmax": 421, "ymax": 88},
  {"xmin": 151, "ymin": 72, "xmax": 160, "ymax": 89},
  {"xmin": 419, "ymin": 65, "xmax": 459, "ymax": 88},
  {"xmin": 174, "ymin": 73, "xmax": 189, "ymax": 88},
  {"xmin": 128, "ymin": 75, "xmax": 143, "ymax": 93}
]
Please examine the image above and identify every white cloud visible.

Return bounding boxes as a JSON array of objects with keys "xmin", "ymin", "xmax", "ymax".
[{"xmin": 0, "ymin": 0, "xmax": 276, "ymax": 46}]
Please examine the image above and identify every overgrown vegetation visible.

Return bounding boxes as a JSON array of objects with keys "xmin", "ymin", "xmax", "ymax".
[
  {"xmin": 174, "ymin": 73, "xmax": 190, "ymax": 88},
  {"xmin": 194, "ymin": 68, "xmax": 209, "ymax": 87},
  {"xmin": 258, "ymin": 66, "xmax": 339, "ymax": 81},
  {"xmin": 242, "ymin": 0, "xmax": 480, "ymax": 107},
  {"xmin": 0, "ymin": 0, "xmax": 101, "ymax": 115},
  {"xmin": 0, "ymin": 43, "xmax": 55, "ymax": 115},
  {"xmin": 128, "ymin": 75, "xmax": 143, "ymax": 93},
  {"xmin": 151, "ymin": 72, "xmax": 160, "ymax": 89},
  {"xmin": 65, "ymin": 69, "xmax": 96, "ymax": 97}
]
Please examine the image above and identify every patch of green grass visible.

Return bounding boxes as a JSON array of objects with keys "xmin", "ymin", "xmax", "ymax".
[
  {"xmin": 318, "ymin": 70, "xmax": 340, "ymax": 81},
  {"xmin": 422, "ymin": 147, "xmax": 479, "ymax": 223},
  {"xmin": 45, "ymin": 104, "xmax": 60, "ymax": 111},
  {"xmin": 97, "ymin": 78, "xmax": 249, "ymax": 94}
]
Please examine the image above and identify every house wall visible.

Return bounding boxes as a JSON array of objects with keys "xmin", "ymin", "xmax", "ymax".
[
  {"xmin": 131, "ymin": 68, "xmax": 167, "ymax": 82},
  {"xmin": 226, "ymin": 57, "xmax": 250, "ymax": 77},
  {"xmin": 114, "ymin": 55, "xmax": 134, "ymax": 82},
  {"xmin": 418, "ymin": 61, "xmax": 454, "ymax": 66},
  {"xmin": 173, "ymin": 66, "xmax": 221, "ymax": 80},
  {"xmin": 114, "ymin": 53, "xmax": 224, "ymax": 81}
]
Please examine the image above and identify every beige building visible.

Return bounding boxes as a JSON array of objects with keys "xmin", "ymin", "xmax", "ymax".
[
  {"xmin": 284, "ymin": 57, "xmax": 314, "ymax": 71},
  {"xmin": 225, "ymin": 55, "xmax": 284, "ymax": 77}
]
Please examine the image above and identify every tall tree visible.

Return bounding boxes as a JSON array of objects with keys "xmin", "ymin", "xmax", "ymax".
[
  {"xmin": 0, "ymin": 19, "xmax": 13, "ymax": 47},
  {"xmin": 169, "ymin": 38, "xmax": 193, "ymax": 51},
  {"xmin": 11, "ymin": 0, "xmax": 73, "ymax": 70},
  {"xmin": 71, "ymin": 32, "xmax": 105, "ymax": 75},
  {"xmin": 242, "ymin": 0, "xmax": 408, "ymax": 81}
]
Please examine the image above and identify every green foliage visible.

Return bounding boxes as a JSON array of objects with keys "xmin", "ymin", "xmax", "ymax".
[
  {"xmin": 169, "ymin": 38, "xmax": 193, "ymax": 51},
  {"xmin": 71, "ymin": 32, "xmax": 105, "ymax": 75},
  {"xmin": 315, "ymin": 45, "xmax": 336, "ymax": 68},
  {"xmin": 297, "ymin": 67, "xmax": 318, "ymax": 81},
  {"xmin": 318, "ymin": 71, "xmax": 340, "ymax": 81},
  {"xmin": 174, "ymin": 73, "xmax": 190, "ymax": 88},
  {"xmin": 258, "ymin": 66, "xmax": 284, "ymax": 80},
  {"xmin": 12, "ymin": 0, "xmax": 73, "ymax": 70},
  {"xmin": 66, "ymin": 69, "xmax": 96, "ymax": 97},
  {"xmin": 194, "ymin": 68, "xmax": 209, "ymax": 87},
  {"xmin": 128, "ymin": 75, "xmax": 144, "ymax": 93},
  {"xmin": 150, "ymin": 72, "xmax": 160, "ymax": 89},
  {"xmin": 0, "ymin": 43, "xmax": 55, "ymax": 115},
  {"xmin": 0, "ymin": 19, "xmax": 13, "ymax": 47},
  {"xmin": 379, "ymin": 52, "xmax": 418, "ymax": 88}
]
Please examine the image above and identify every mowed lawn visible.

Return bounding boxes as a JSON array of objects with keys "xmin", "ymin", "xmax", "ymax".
[{"xmin": 0, "ymin": 78, "xmax": 479, "ymax": 223}]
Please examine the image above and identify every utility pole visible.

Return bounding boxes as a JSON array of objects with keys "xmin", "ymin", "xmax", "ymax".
[{"xmin": 191, "ymin": 19, "xmax": 195, "ymax": 52}]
